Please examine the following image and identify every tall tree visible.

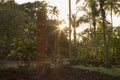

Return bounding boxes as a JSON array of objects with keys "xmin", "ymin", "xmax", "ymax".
[
  {"xmin": 89, "ymin": 0, "xmax": 98, "ymax": 54},
  {"xmin": 104, "ymin": 0, "xmax": 120, "ymax": 29},
  {"xmin": 36, "ymin": 1, "xmax": 47, "ymax": 76},
  {"xmin": 104, "ymin": 1, "xmax": 120, "ymax": 56},
  {"xmin": 76, "ymin": 0, "xmax": 98, "ymax": 54},
  {"xmin": 0, "ymin": 0, "xmax": 27, "ymax": 60},
  {"xmin": 99, "ymin": 0, "xmax": 109, "ymax": 67},
  {"xmin": 71, "ymin": 14, "xmax": 77, "ymax": 45},
  {"xmin": 48, "ymin": 6, "xmax": 59, "ymax": 58},
  {"xmin": 49, "ymin": 6, "xmax": 59, "ymax": 20},
  {"xmin": 69, "ymin": 0, "xmax": 72, "ymax": 60}
]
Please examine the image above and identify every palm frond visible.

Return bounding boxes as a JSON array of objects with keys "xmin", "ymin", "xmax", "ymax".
[
  {"xmin": 76, "ymin": 0, "xmax": 81, "ymax": 4},
  {"xmin": 76, "ymin": 15, "xmax": 90, "ymax": 27}
]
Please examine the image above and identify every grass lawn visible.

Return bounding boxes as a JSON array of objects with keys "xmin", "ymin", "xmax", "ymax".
[
  {"xmin": 0, "ymin": 61, "xmax": 35, "ymax": 69},
  {"xmin": 72, "ymin": 65, "xmax": 120, "ymax": 76}
]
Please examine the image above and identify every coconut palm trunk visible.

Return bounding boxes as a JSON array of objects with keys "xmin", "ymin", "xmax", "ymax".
[
  {"xmin": 93, "ymin": 16, "xmax": 97, "ymax": 54},
  {"xmin": 89, "ymin": 0, "xmax": 98, "ymax": 54},
  {"xmin": 71, "ymin": 14, "xmax": 77, "ymax": 46},
  {"xmin": 69, "ymin": 0, "xmax": 72, "ymax": 60},
  {"xmin": 99, "ymin": 0, "xmax": 109, "ymax": 67},
  {"xmin": 110, "ymin": 4, "xmax": 113, "ymax": 29},
  {"xmin": 73, "ymin": 25, "xmax": 76, "ymax": 45}
]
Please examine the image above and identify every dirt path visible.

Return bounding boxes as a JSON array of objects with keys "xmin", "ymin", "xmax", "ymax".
[{"xmin": 0, "ymin": 66, "xmax": 120, "ymax": 80}]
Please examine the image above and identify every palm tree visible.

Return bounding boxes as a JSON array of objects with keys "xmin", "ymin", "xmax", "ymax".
[
  {"xmin": 49, "ymin": 6, "xmax": 59, "ymax": 20},
  {"xmin": 71, "ymin": 12, "xmax": 88, "ymax": 46},
  {"xmin": 49, "ymin": 6, "xmax": 60, "ymax": 65},
  {"xmin": 99, "ymin": 0, "xmax": 109, "ymax": 67},
  {"xmin": 77, "ymin": 0, "xmax": 110, "ymax": 67},
  {"xmin": 71, "ymin": 14, "xmax": 77, "ymax": 45},
  {"xmin": 48, "ymin": 6, "xmax": 59, "ymax": 51},
  {"xmin": 88, "ymin": 0, "xmax": 98, "ymax": 53},
  {"xmin": 104, "ymin": 1, "xmax": 120, "ymax": 55},
  {"xmin": 71, "ymin": 13, "xmax": 78, "ymax": 57},
  {"xmin": 76, "ymin": 0, "xmax": 98, "ymax": 54},
  {"xmin": 104, "ymin": 0, "xmax": 120, "ymax": 59},
  {"xmin": 104, "ymin": 0, "xmax": 120, "ymax": 32},
  {"xmin": 69, "ymin": 0, "xmax": 72, "ymax": 60}
]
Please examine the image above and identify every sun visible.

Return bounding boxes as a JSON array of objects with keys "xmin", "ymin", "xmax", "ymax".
[
  {"xmin": 58, "ymin": 23, "xmax": 67, "ymax": 30},
  {"xmin": 59, "ymin": 25, "xmax": 65, "ymax": 30}
]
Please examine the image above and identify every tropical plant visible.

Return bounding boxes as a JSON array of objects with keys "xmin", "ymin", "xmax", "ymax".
[
  {"xmin": 76, "ymin": 0, "xmax": 99, "ymax": 54},
  {"xmin": 99, "ymin": 0, "xmax": 109, "ymax": 67},
  {"xmin": 104, "ymin": 0, "xmax": 120, "ymax": 28},
  {"xmin": 49, "ymin": 6, "xmax": 59, "ymax": 19}
]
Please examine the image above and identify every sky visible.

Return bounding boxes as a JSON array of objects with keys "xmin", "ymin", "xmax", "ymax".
[
  {"xmin": 15, "ymin": 0, "xmax": 76, "ymax": 20},
  {"xmin": 15, "ymin": 0, "xmax": 120, "ymax": 28}
]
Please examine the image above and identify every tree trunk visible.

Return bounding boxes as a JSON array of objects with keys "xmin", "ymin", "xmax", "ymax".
[
  {"xmin": 99, "ymin": 0, "xmax": 109, "ymax": 67},
  {"xmin": 73, "ymin": 23, "xmax": 76, "ymax": 45},
  {"xmin": 93, "ymin": 16, "xmax": 97, "ymax": 54},
  {"xmin": 102, "ymin": 17, "xmax": 109, "ymax": 67},
  {"xmin": 69, "ymin": 0, "xmax": 72, "ymax": 60},
  {"xmin": 36, "ymin": 11, "xmax": 46, "ymax": 77},
  {"xmin": 110, "ymin": 2, "xmax": 113, "ymax": 29}
]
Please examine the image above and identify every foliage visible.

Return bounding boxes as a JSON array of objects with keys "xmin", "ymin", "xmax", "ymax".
[
  {"xmin": 0, "ymin": 1, "xmax": 46, "ymax": 67},
  {"xmin": 0, "ymin": 1, "xmax": 69, "ymax": 68},
  {"xmin": 73, "ymin": 24, "xmax": 120, "ymax": 66},
  {"xmin": 0, "ymin": 0, "xmax": 120, "ymax": 69},
  {"xmin": 74, "ymin": 0, "xmax": 120, "ymax": 67},
  {"xmin": 73, "ymin": 65, "xmax": 120, "ymax": 76}
]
